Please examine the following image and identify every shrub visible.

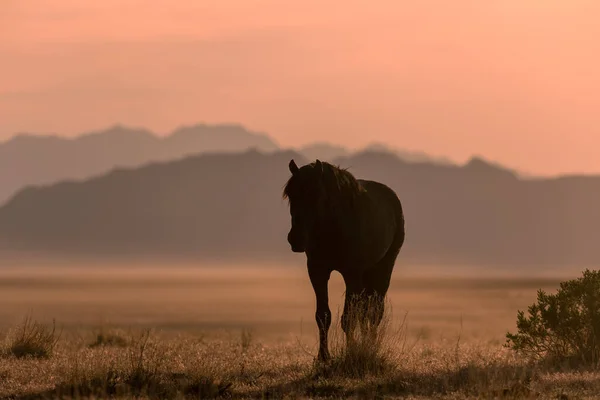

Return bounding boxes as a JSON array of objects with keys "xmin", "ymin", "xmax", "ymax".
[
  {"xmin": 505, "ymin": 269, "xmax": 600, "ymax": 366},
  {"xmin": 7, "ymin": 313, "xmax": 61, "ymax": 358}
]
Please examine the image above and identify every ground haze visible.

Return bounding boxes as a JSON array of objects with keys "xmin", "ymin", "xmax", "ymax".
[{"xmin": 0, "ymin": 263, "xmax": 571, "ymax": 341}]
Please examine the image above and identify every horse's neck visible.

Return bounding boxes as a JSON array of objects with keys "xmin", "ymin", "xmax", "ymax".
[{"xmin": 315, "ymin": 200, "xmax": 360, "ymax": 240}]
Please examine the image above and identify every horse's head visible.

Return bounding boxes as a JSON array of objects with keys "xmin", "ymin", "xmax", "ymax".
[
  {"xmin": 283, "ymin": 158, "xmax": 363, "ymax": 253},
  {"xmin": 283, "ymin": 159, "xmax": 326, "ymax": 253}
]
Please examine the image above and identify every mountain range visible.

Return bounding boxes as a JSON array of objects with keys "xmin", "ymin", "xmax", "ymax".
[
  {"xmin": 0, "ymin": 147, "xmax": 598, "ymax": 269},
  {"xmin": 0, "ymin": 124, "xmax": 278, "ymax": 206},
  {"xmin": 297, "ymin": 142, "xmax": 454, "ymax": 166},
  {"xmin": 0, "ymin": 124, "xmax": 451, "ymax": 206}
]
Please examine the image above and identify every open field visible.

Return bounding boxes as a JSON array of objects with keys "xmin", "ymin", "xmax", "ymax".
[{"xmin": 0, "ymin": 264, "xmax": 598, "ymax": 399}]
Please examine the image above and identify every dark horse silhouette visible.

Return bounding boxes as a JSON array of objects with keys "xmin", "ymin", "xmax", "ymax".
[{"xmin": 283, "ymin": 159, "xmax": 405, "ymax": 361}]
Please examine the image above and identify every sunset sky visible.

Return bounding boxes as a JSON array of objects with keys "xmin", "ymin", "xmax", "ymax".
[{"xmin": 1, "ymin": 0, "xmax": 599, "ymax": 176}]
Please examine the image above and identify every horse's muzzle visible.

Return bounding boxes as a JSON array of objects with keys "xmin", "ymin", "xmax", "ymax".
[
  {"xmin": 290, "ymin": 244, "xmax": 305, "ymax": 253},
  {"xmin": 288, "ymin": 232, "xmax": 305, "ymax": 253}
]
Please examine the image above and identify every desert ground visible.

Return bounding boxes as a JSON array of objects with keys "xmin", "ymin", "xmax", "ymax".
[{"xmin": 0, "ymin": 262, "xmax": 597, "ymax": 399}]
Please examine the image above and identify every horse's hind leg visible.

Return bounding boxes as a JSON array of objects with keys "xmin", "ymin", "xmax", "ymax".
[
  {"xmin": 340, "ymin": 272, "xmax": 365, "ymax": 343},
  {"xmin": 363, "ymin": 269, "xmax": 392, "ymax": 331},
  {"xmin": 363, "ymin": 241, "xmax": 402, "ymax": 331}
]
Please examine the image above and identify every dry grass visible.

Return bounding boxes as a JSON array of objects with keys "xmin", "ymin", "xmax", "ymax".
[
  {"xmin": 310, "ymin": 298, "xmax": 413, "ymax": 380},
  {"xmin": 88, "ymin": 327, "xmax": 129, "ymax": 349},
  {"xmin": 2, "ymin": 321, "xmax": 599, "ymax": 399},
  {"xmin": 2, "ymin": 312, "xmax": 61, "ymax": 359},
  {"xmin": 0, "ymin": 264, "xmax": 597, "ymax": 399}
]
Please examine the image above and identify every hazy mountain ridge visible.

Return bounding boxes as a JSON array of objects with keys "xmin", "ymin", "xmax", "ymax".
[
  {"xmin": 296, "ymin": 142, "xmax": 454, "ymax": 167},
  {"xmin": 0, "ymin": 124, "xmax": 459, "ymax": 207},
  {"xmin": 1, "ymin": 149, "xmax": 598, "ymax": 269},
  {"xmin": 0, "ymin": 123, "xmax": 279, "ymax": 206}
]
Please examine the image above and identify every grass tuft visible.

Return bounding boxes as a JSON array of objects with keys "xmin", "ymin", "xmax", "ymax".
[
  {"xmin": 314, "ymin": 297, "xmax": 417, "ymax": 379},
  {"xmin": 240, "ymin": 327, "xmax": 253, "ymax": 352},
  {"xmin": 89, "ymin": 327, "xmax": 129, "ymax": 348},
  {"xmin": 4, "ymin": 313, "xmax": 61, "ymax": 359}
]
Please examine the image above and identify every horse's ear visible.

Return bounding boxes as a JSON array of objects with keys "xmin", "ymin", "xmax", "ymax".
[
  {"xmin": 289, "ymin": 159, "xmax": 299, "ymax": 175},
  {"xmin": 315, "ymin": 159, "xmax": 323, "ymax": 173}
]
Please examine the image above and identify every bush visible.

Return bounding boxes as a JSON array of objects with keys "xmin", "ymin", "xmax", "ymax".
[
  {"xmin": 505, "ymin": 269, "xmax": 600, "ymax": 366},
  {"xmin": 7, "ymin": 313, "xmax": 61, "ymax": 358}
]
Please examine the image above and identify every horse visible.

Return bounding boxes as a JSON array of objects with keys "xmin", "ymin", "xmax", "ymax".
[{"xmin": 283, "ymin": 158, "xmax": 405, "ymax": 361}]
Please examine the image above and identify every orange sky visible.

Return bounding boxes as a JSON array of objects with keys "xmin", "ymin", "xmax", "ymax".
[{"xmin": 1, "ymin": 0, "xmax": 599, "ymax": 176}]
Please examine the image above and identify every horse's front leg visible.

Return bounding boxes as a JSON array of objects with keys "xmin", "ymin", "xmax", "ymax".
[{"xmin": 308, "ymin": 263, "xmax": 332, "ymax": 362}]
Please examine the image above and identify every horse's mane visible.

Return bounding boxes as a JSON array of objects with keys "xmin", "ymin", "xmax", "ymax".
[{"xmin": 282, "ymin": 161, "xmax": 364, "ymax": 211}]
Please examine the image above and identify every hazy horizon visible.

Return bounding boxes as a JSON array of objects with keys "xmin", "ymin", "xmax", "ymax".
[{"xmin": 2, "ymin": 1, "xmax": 600, "ymax": 176}]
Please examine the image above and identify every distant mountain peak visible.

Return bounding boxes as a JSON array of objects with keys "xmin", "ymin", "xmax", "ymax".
[
  {"xmin": 295, "ymin": 141, "xmax": 454, "ymax": 166},
  {"xmin": 463, "ymin": 156, "xmax": 518, "ymax": 179},
  {"xmin": 363, "ymin": 142, "xmax": 395, "ymax": 153}
]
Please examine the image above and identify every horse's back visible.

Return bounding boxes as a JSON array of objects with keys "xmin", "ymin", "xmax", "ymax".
[{"xmin": 358, "ymin": 179, "xmax": 403, "ymax": 217}]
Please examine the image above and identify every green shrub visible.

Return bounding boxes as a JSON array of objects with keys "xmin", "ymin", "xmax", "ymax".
[{"xmin": 505, "ymin": 269, "xmax": 600, "ymax": 366}]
